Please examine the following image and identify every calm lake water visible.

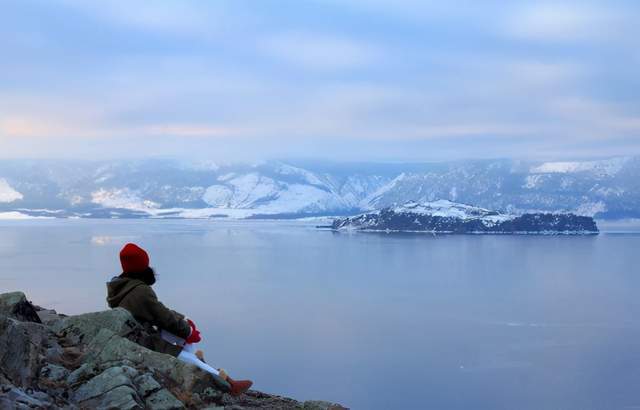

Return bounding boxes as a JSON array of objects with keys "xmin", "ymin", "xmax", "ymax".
[{"xmin": 1, "ymin": 219, "xmax": 640, "ymax": 409}]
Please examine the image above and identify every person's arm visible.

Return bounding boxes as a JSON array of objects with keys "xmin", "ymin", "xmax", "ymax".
[{"xmin": 136, "ymin": 285, "xmax": 191, "ymax": 339}]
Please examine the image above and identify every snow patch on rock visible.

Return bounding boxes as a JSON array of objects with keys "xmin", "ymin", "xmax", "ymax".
[
  {"xmin": 255, "ymin": 184, "xmax": 339, "ymax": 214},
  {"xmin": 393, "ymin": 200, "xmax": 513, "ymax": 223},
  {"xmin": 523, "ymin": 175, "xmax": 544, "ymax": 189},
  {"xmin": 227, "ymin": 173, "xmax": 280, "ymax": 207},
  {"xmin": 272, "ymin": 163, "xmax": 326, "ymax": 186},
  {"xmin": 531, "ymin": 157, "xmax": 630, "ymax": 176},
  {"xmin": 575, "ymin": 201, "xmax": 607, "ymax": 217},
  {"xmin": 217, "ymin": 173, "xmax": 236, "ymax": 181},
  {"xmin": 0, "ymin": 211, "xmax": 52, "ymax": 220},
  {"xmin": 0, "ymin": 179, "xmax": 23, "ymax": 203},
  {"xmin": 363, "ymin": 173, "xmax": 407, "ymax": 208},
  {"xmin": 202, "ymin": 185, "xmax": 234, "ymax": 207},
  {"xmin": 91, "ymin": 188, "xmax": 159, "ymax": 212}
]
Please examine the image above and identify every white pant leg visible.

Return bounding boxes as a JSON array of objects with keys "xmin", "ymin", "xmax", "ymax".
[
  {"xmin": 182, "ymin": 343, "xmax": 197, "ymax": 353},
  {"xmin": 160, "ymin": 330, "xmax": 219, "ymax": 376},
  {"xmin": 177, "ymin": 350, "xmax": 220, "ymax": 376}
]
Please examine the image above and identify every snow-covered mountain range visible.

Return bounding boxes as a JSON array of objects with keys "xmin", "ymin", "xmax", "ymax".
[{"xmin": 0, "ymin": 157, "xmax": 639, "ymax": 219}]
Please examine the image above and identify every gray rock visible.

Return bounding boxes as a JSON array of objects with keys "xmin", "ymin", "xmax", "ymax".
[
  {"xmin": 40, "ymin": 363, "xmax": 70, "ymax": 383},
  {"xmin": 0, "ymin": 292, "xmax": 26, "ymax": 310},
  {"xmin": 66, "ymin": 362, "xmax": 98, "ymax": 386},
  {"xmin": 29, "ymin": 389, "xmax": 55, "ymax": 404},
  {"xmin": 37, "ymin": 308, "xmax": 64, "ymax": 327},
  {"xmin": 0, "ymin": 315, "xmax": 50, "ymax": 387},
  {"xmin": 73, "ymin": 365, "xmax": 139, "ymax": 403},
  {"xmin": 51, "ymin": 308, "xmax": 143, "ymax": 345},
  {"xmin": 0, "ymin": 384, "xmax": 53, "ymax": 408},
  {"xmin": 71, "ymin": 365, "xmax": 143, "ymax": 409},
  {"xmin": 145, "ymin": 388, "xmax": 185, "ymax": 410},
  {"xmin": 0, "ymin": 291, "xmax": 41, "ymax": 323},
  {"xmin": 303, "ymin": 400, "xmax": 349, "ymax": 410},
  {"xmin": 83, "ymin": 329, "xmax": 230, "ymax": 407},
  {"xmin": 86, "ymin": 328, "xmax": 230, "ymax": 390},
  {"xmin": 200, "ymin": 386, "xmax": 223, "ymax": 401},
  {"xmin": 222, "ymin": 390, "xmax": 306, "ymax": 409},
  {"xmin": 83, "ymin": 385, "xmax": 142, "ymax": 410},
  {"xmin": 134, "ymin": 373, "xmax": 162, "ymax": 397},
  {"xmin": 44, "ymin": 342, "xmax": 64, "ymax": 364}
]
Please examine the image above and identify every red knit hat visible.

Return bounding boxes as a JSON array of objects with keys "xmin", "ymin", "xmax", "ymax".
[{"xmin": 120, "ymin": 243, "xmax": 150, "ymax": 273}]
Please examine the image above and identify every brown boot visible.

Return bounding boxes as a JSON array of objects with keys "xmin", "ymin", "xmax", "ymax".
[{"xmin": 227, "ymin": 377, "xmax": 253, "ymax": 397}]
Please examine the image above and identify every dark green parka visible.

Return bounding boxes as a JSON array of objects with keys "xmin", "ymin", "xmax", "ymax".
[{"xmin": 106, "ymin": 276, "xmax": 191, "ymax": 356}]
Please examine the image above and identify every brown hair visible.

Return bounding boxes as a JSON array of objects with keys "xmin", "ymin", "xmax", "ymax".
[{"xmin": 121, "ymin": 267, "xmax": 157, "ymax": 286}]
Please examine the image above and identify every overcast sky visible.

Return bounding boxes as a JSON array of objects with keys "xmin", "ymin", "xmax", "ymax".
[{"xmin": 1, "ymin": 0, "xmax": 639, "ymax": 161}]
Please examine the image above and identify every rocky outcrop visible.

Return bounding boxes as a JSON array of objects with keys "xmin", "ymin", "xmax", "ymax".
[
  {"xmin": 332, "ymin": 200, "xmax": 599, "ymax": 234},
  {"xmin": 0, "ymin": 292, "xmax": 347, "ymax": 409},
  {"xmin": 0, "ymin": 292, "xmax": 41, "ymax": 323}
]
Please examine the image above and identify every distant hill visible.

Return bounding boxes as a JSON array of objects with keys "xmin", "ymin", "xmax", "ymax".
[
  {"xmin": 0, "ymin": 157, "xmax": 638, "ymax": 219},
  {"xmin": 331, "ymin": 200, "xmax": 599, "ymax": 234}
]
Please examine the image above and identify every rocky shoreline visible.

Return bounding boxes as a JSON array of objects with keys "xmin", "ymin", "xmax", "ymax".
[{"xmin": 0, "ymin": 291, "xmax": 346, "ymax": 409}]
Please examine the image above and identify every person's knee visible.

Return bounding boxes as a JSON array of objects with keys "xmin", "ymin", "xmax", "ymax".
[{"xmin": 182, "ymin": 343, "xmax": 197, "ymax": 353}]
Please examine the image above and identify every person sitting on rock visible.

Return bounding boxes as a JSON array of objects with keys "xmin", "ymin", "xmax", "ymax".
[{"xmin": 106, "ymin": 243, "xmax": 253, "ymax": 397}]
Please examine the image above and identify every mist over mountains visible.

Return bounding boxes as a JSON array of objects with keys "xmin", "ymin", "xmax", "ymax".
[{"xmin": 0, "ymin": 157, "xmax": 638, "ymax": 219}]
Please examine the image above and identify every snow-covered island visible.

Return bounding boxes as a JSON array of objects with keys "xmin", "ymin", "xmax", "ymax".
[{"xmin": 331, "ymin": 200, "xmax": 599, "ymax": 234}]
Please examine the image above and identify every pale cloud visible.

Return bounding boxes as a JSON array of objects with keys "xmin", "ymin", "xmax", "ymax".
[
  {"xmin": 0, "ymin": 117, "xmax": 248, "ymax": 140},
  {"xmin": 504, "ymin": 61, "xmax": 583, "ymax": 88},
  {"xmin": 1, "ymin": 0, "xmax": 639, "ymax": 160},
  {"xmin": 318, "ymin": 0, "xmax": 475, "ymax": 23},
  {"xmin": 58, "ymin": 0, "xmax": 220, "ymax": 36},
  {"xmin": 505, "ymin": 2, "xmax": 616, "ymax": 42},
  {"xmin": 0, "ymin": 117, "xmax": 68, "ymax": 138},
  {"xmin": 261, "ymin": 32, "xmax": 379, "ymax": 71},
  {"xmin": 0, "ymin": 94, "xmax": 108, "ymax": 139},
  {"xmin": 548, "ymin": 97, "xmax": 640, "ymax": 135},
  {"xmin": 402, "ymin": 124, "xmax": 533, "ymax": 140},
  {"xmin": 143, "ymin": 124, "xmax": 248, "ymax": 138}
]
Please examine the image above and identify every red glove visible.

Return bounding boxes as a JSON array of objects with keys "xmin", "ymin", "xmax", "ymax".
[{"xmin": 185, "ymin": 319, "xmax": 202, "ymax": 344}]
